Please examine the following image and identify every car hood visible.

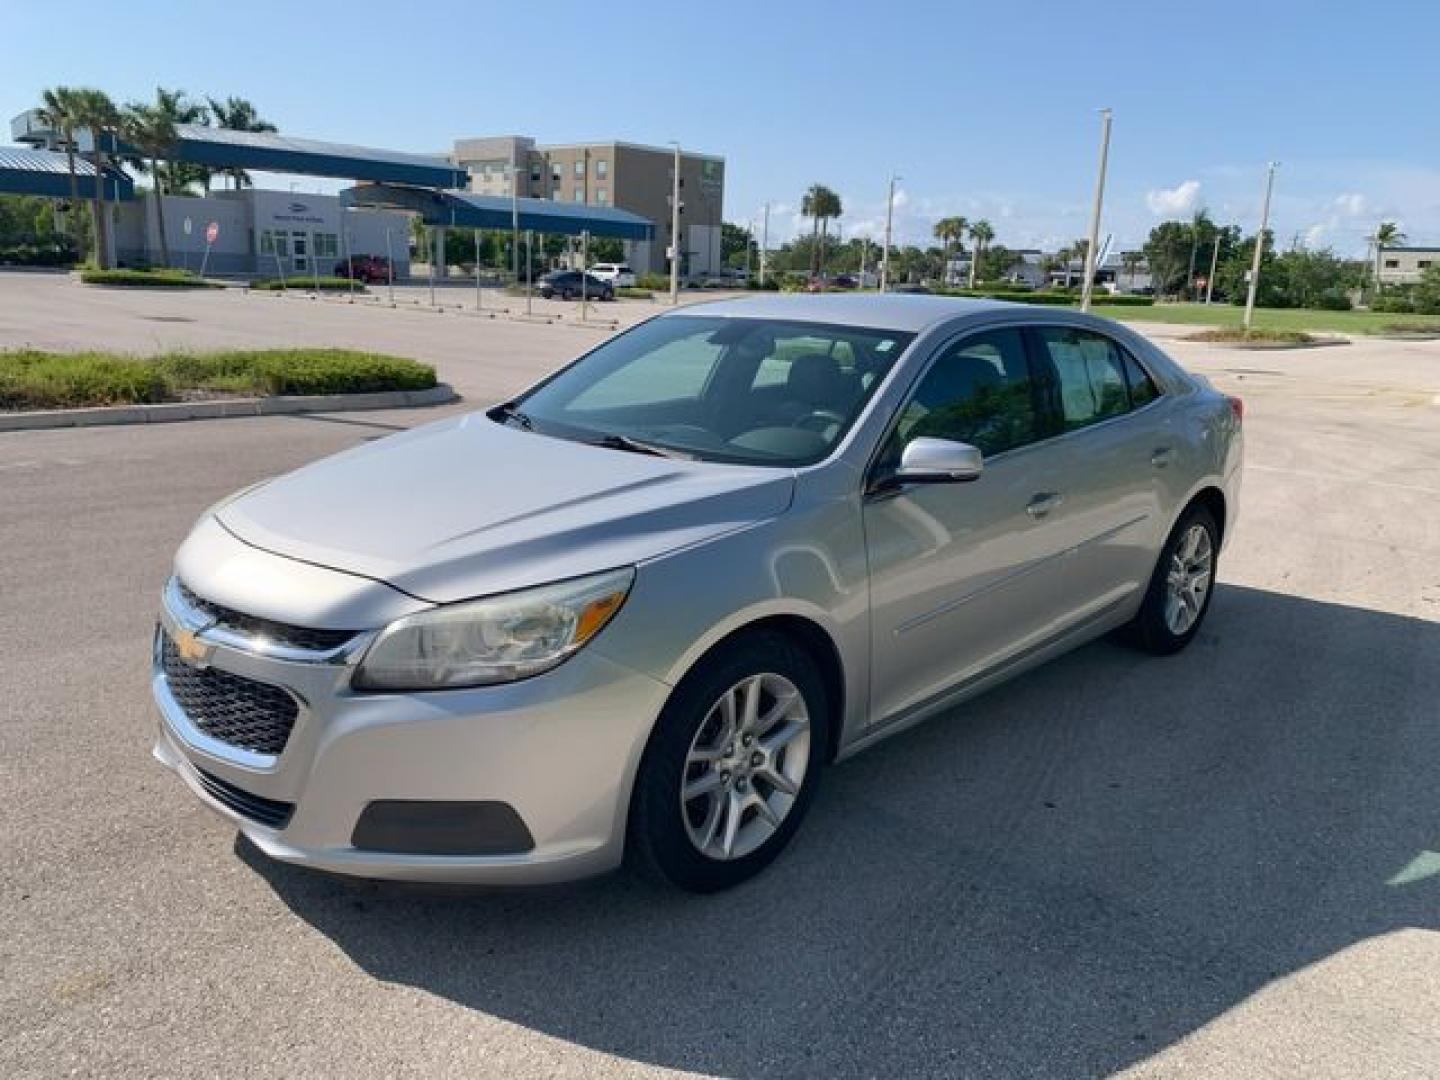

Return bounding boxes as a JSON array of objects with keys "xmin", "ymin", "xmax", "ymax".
[{"xmin": 217, "ymin": 412, "xmax": 795, "ymax": 604}]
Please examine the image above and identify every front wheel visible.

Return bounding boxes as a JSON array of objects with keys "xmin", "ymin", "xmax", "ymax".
[
  {"xmin": 1126, "ymin": 503, "xmax": 1219, "ymax": 654},
  {"xmin": 628, "ymin": 631, "xmax": 828, "ymax": 892}
]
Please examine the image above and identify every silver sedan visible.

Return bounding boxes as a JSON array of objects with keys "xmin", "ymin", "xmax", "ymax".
[{"xmin": 152, "ymin": 295, "xmax": 1243, "ymax": 891}]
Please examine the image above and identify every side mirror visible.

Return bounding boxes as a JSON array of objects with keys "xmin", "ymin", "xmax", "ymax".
[{"xmin": 894, "ymin": 437, "xmax": 984, "ymax": 484}]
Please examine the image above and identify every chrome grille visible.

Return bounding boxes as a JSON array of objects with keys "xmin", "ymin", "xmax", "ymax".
[
  {"xmin": 160, "ymin": 634, "xmax": 299, "ymax": 756},
  {"xmin": 173, "ymin": 578, "xmax": 357, "ymax": 653}
]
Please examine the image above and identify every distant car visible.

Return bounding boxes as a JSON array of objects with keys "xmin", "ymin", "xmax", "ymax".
[
  {"xmin": 538, "ymin": 271, "xmax": 614, "ymax": 301},
  {"xmin": 890, "ymin": 283, "xmax": 931, "ymax": 295},
  {"xmin": 589, "ymin": 263, "xmax": 636, "ymax": 288},
  {"xmin": 831, "ymin": 274, "xmax": 859, "ymax": 290},
  {"xmin": 334, "ymin": 255, "xmax": 391, "ymax": 284}
]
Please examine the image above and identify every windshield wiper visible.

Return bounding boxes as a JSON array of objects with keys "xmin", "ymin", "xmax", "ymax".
[
  {"xmin": 493, "ymin": 401, "xmax": 534, "ymax": 430},
  {"xmin": 590, "ymin": 433, "xmax": 693, "ymax": 460}
]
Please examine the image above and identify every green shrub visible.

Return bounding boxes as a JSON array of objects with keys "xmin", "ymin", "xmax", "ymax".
[
  {"xmin": 249, "ymin": 276, "xmax": 365, "ymax": 291},
  {"xmin": 634, "ymin": 272, "xmax": 670, "ymax": 290},
  {"xmin": 1370, "ymin": 294, "xmax": 1416, "ymax": 314},
  {"xmin": 615, "ymin": 287, "xmax": 654, "ymax": 299},
  {"xmin": 0, "ymin": 348, "xmax": 435, "ymax": 410},
  {"xmin": 79, "ymin": 268, "xmax": 222, "ymax": 288}
]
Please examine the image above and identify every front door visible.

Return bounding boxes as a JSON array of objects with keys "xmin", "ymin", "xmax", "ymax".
[
  {"xmin": 291, "ymin": 230, "xmax": 309, "ymax": 274},
  {"xmin": 863, "ymin": 327, "xmax": 1080, "ymax": 726}
]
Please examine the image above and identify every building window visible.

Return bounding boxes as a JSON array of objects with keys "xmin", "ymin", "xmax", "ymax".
[
  {"xmin": 1420, "ymin": 260, "xmax": 1434, "ymax": 269},
  {"xmin": 530, "ymin": 164, "xmax": 541, "ymax": 181},
  {"xmin": 574, "ymin": 189, "xmax": 584, "ymax": 203},
  {"xmin": 574, "ymin": 160, "xmax": 584, "ymax": 177},
  {"xmin": 1384, "ymin": 259, "xmax": 1400, "ymax": 268},
  {"xmin": 596, "ymin": 188, "xmax": 608, "ymax": 205},
  {"xmin": 259, "ymin": 230, "xmax": 289, "ymax": 258},
  {"xmin": 552, "ymin": 164, "xmax": 563, "ymax": 181},
  {"xmin": 596, "ymin": 160, "xmax": 608, "ymax": 178},
  {"xmin": 313, "ymin": 233, "xmax": 339, "ymax": 259}
]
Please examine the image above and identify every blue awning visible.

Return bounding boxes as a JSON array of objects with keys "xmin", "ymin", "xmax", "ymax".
[
  {"xmin": 340, "ymin": 184, "xmax": 654, "ymax": 240},
  {"xmin": 0, "ymin": 146, "xmax": 134, "ymax": 200}
]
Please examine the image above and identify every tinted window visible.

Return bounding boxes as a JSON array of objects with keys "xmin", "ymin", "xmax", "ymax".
[
  {"xmin": 1034, "ymin": 327, "xmax": 1130, "ymax": 430},
  {"xmin": 887, "ymin": 329, "xmax": 1039, "ymax": 458},
  {"xmin": 1123, "ymin": 349, "xmax": 1160, "ymax": 407}
]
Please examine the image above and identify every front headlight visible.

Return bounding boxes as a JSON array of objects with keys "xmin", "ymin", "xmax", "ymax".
[{"xmin": 352, "ymin": 567, "xmax": 634, "ymax": 691}]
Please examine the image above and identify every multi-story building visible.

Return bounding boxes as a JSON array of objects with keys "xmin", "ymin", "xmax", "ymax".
[
  {"xmin": 1377, "ymin": 246, "xmax": 1439, "ymax": 286},
  {"xmin": 451, "ymin": 136, "xmax": 724, "ymax": 277}
]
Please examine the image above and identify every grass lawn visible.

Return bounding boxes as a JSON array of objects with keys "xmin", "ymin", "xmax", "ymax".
[
  {"xmin": 1091, "ymin": 302, "xmax": 1440, "ymax": 336},
  {"xmin": 0, "ymin": 348, "xmax": 436, "ymax": 411}
]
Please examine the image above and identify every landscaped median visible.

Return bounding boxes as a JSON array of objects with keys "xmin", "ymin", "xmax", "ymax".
[
  {"xmin": 250, "ymin": 277, "xmax": 367, "ymax": 292},
  {"xmin": 0, "ymin": 348, "xmax": 454, "ymax": 430},
  {"xmin": 79, "ymin": 268, "xmax": 224, "ymax": 288}
]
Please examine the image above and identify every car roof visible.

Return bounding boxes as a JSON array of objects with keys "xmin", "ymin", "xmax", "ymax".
[{"xmin": 664, "ymin": 292, "xmax": 1016, "ymax": 332}]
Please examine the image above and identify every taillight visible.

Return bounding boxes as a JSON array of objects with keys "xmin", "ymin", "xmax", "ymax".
[{"xmin": 1226, "ymin": 395, "xmax": 1244, "ymax": 423}]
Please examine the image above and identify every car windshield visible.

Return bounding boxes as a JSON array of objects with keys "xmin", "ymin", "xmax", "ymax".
[{"xmin": 501, "ymin": 316, "xmax": 914, "ymax": 466}]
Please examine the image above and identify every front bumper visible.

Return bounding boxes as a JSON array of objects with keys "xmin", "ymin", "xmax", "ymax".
[{"xmin": 152, "ymin": 591, "xmax": 672, "ymax": 885}]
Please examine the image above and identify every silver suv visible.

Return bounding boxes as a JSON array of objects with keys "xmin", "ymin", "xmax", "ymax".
[{"xmin": 152, "ymin": 295, "xmax": 1242, "ymax": 891}]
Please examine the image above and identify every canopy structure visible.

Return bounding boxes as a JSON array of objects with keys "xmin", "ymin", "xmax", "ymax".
[
  {"xmin": 0, "ymin": 146, "xmax": 134, "ymax": 200},
  {"xmin": 341, "ymin": 183, "xmax": 654, "ymax": 241},
  {"xmin": 13, "ymin": 112, "xmax": 465, "ymax": 188}
]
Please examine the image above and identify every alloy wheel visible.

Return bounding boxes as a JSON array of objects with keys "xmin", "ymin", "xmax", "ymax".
[
  {"xmin": 680, "ymin": 672, "xmax": 811, "ymax": 861},
  {"xmin": 1164, "ymin": 523, "xmax": 1213, "ymax": 635}
]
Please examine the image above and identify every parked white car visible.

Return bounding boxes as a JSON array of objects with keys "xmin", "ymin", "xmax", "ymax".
[{"xmin": 590, "ymin": 263, "xmax": 636, "ymax": 288}]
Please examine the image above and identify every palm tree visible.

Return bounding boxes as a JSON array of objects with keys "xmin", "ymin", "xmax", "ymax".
[
  {"xmin": 1186, "ymin": 209, "xmax": 1214, "ymax": 300},
  {"xmin": 1371, "ymin": 221, "xmax": 1406, "ymax": 294},
  {"xmin": 1121, "ymin": 251, "xmax": 1144, "ymax": 291},
  {"xmin": 967, "ymin": 219, "xmax": 994, "ymax": 288},
  {"xmin": 932, "ymin": 216, "xmax": 967, "ymax": 285},
  {"xmin": 1067, "ymin": 238, "xmax": 1089, "ymax": 289},
  {"xmin": 206, "ymin": 96, "xmax": 276, "ymax": 190},
  {"xmin": 71, "ymin": 89, "xmax": 120, "ymax": 268},
  {"xmin": 121, "ymin": 102, "xmax": 179, "ymax": 269},
  {"xmin": 37, "ymin": 87, "xmax": 83, "ymax": 244},
  {"xmin": 801, "ymin": 184, "xmax": 842, "ymax": 278},
  {"xmin": 147, "ymin": 88, "xmax": 207, "ymax": 194}
]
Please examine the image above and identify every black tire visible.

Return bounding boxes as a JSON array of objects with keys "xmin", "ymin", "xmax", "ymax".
[
  {"xmin": 1125, "ymin": 503, "xmax": 1220, "ymax": 655},
  {"xmin": 627, "ymin": 630, "xmax": 830, "ymax": 892}
]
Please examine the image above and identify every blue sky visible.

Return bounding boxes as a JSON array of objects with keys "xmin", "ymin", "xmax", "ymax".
[{"xmin": 5, "ymin": 0, "xmax": 1437, "ymax": 255}]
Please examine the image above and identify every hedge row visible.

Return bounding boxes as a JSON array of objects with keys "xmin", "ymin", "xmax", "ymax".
[
  {"xmin": 250, "ymin": 277, "xmax": 366, "ymax": 292},
  {"xmin": 936, "ymin": 287, "xmax": 1155, "ymax": 308},
  {"xmin": 1, "ymin": 348, "xmax": 436, "ymax": 411},
  {"xmin": 79, "ymin": 268, "xmax": 222, "ymax": 288}
]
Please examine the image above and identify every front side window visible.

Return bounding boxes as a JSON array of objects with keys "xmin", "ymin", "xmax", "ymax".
[
  {"xmin": 1033, "ymin": 327, "xmax": 1130, "ymax": 430},
  {"xmin": 508, "ymin": 317, "xmax": 914, "ymax": 465},
  {"xmin": 882, "ymin": 328, "xmax": 1040, "ymax": 461}
]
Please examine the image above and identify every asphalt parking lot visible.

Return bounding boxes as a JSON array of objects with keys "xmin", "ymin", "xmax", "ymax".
[{"xmin": 3, "ymin": 272, "xmax": 1438, "ymax": 1078}]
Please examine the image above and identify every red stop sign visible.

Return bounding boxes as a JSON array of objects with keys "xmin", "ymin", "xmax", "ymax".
[{"xmin": 205, "ymin": 221, "xmax": 219, "ymax": 244}]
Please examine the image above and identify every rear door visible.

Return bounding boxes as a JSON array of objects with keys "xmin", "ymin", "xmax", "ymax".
[{"xmin": 1023, "ymin": 324, "xmax": 1172, "ymax": 621}]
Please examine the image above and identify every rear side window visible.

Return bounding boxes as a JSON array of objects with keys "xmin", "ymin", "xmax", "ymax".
[
  {"xmin": 1123, "ymin": 349, "xmax": 1161, "ymax": 407},
  {"xmin": 1033, "ymin": 327, "xmax": 1130, "ymax": 430},
  {"xmin": 888, "ymin": 328, "xmax": 1040, "ymax": 458}
]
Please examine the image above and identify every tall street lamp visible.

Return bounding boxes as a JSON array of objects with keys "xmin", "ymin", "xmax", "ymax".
[
  {"xmin": 880, "ymin": 174, "xmax": 900, "ymax": 292},
  {"xmin": 1079, "ymin": 108, "xmax": 1113, "ymax": 313},
  {"xmin": 669, "ymin": 141, "xmax": 682, "ymax": 305},
  {"xmin": 1243, "ymin": 162, "xmax": 1279, "ymax": 332}
]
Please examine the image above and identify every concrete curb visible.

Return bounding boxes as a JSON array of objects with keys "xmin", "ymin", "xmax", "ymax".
[{"xmin": 0, "ymin": 383, "xmax": 458, "ymax": 432}]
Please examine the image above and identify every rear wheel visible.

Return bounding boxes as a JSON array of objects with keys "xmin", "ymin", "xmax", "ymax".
[
  {"xmin": 1127, "ymin": 504, "xmax": 1219, "ymax": 654},
  {"xmin": 628, "ymin": 631, "xmax": 828, "ymax": 892}
]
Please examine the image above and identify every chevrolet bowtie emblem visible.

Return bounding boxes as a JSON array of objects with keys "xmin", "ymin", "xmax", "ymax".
[{"xmin": 172, "ymin": 626, "xmax": 215, "ymax": 668}]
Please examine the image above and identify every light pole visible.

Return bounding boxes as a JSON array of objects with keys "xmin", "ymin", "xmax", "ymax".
[
  {"xmin": 760, "ymin": 202, "xmax": 770, "ymax": 286},
  {"xmin": 1080, "ymin": 108, "xmax": 1113, "ymax": 313},
  {"xmin": 1243, "ymin": 162, "xmax": 1278, "ymax": 332},
  {"xmin": 669, "ymin": 141, "xmax": 682, "ymax": 305},
  {"xmin": 1205, "ymin": 234, "xmax": 1221, "ymax": 305},
  {"xmin": 880, "ymin": 174, "xmax": 900, "ymax": 292}
]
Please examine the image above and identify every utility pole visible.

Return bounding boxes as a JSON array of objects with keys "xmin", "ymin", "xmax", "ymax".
[
  {"xmin": 880, "ymin": 174, "xmax": 899, "ymax": 292},
  {"xmin": 1080, "ymin": 108, "xmax": 1113, "ymax": 313},
  {"xmin": 760, "ymin": 202, "xmax": 770, "ymax": 286},
  {"xmin": 1205, "ymin": 234, "xmax": 1221, "ymax": 305},
  {"xmin": 744, "ymin": 217, "xmax": 754, "ymax": 280},
  {"xmin": 1243, "ymin": 162, "xmax": 1278, "ymax": 332},
  {"xmin": 510, "ymin": 160, "xmax": 520, "ymax": 282},
  {"xmin": 669, "ymin": 141, "xmax": 682, "ymax": 305}
]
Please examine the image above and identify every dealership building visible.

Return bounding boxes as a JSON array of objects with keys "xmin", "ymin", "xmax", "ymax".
[{"xmin": 5, "ymin": 110, "xmax": 663, "ymax": 278}]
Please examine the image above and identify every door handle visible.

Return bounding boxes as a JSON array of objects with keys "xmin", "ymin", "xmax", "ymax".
[
  {"xmin": 1150, "ymin": 446, "xmax": 1174, "ymax": 468},
  {"xmin": 1026, "ymin": 492, "xmax": 1063, "ymax": 519}
]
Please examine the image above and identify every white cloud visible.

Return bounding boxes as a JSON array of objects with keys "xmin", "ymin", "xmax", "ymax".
[
  {"xmin": 1145, "ymin": 180, "xmax": 1202, "ymax": 217},
  {"xmin": 1333, "ymin": 192, "xmax": 1368, "ymax": 217}
]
